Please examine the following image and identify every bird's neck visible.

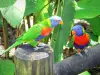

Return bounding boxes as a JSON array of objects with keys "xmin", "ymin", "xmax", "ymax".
[
  {"xmin": 76, "ymin": 32, "xmax": 83, "ymax": 36},
  {"xmin": 41, "ymin": 19, "xmax": 51, "ymax": 27}
]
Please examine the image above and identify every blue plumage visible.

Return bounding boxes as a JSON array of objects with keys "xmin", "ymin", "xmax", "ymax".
[
  {"xmin": 50, "ymin": 16, "xmax": 62, "ymax": 27},
  {"xmin": 74, "ymin": 42, "xmax": 89, "ymax": 49},
  {"xmin": 35, "ymin": 35, "xmax": 45, "ymax": 41},
  {"xmin": 72, "ymin": 25, "xmax": 83, "ymax": 36}
]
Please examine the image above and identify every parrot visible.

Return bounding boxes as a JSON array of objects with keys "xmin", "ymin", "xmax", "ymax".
[
  {"xmin": 71, "ymin": 25, "xmax": 90, "ymax": 56},
  {"xmin": 0, "ymin": 16, "xmax": 63, "ymax": 55}
]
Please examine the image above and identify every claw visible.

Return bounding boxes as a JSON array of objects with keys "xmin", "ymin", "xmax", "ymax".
[
  {"xmin": 34, "ymin": 47, "xmax": 39, "ymax": 51},
  {"xmin": 77, "ymin": 49, "xmax": 83, "ymax": 57},
  {"xmin": 77, "ymin": 52, "xmax": 83, "ymax": 57},
  {"xmin": 78, "ymin": 49, "xmax": 81, "ymax": 53}
]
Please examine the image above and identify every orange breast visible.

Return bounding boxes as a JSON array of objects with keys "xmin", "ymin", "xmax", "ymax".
[
  {"xmin": 41, "ymin": 27, "xmax": 53, "ymax": 36},
  {"xmin": 74, "ymin": 33, "xmax": 89, "ymax": 46}
]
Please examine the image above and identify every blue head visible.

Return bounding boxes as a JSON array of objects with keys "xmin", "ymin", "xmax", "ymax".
[
  {"xmin": 72, "ymin": 25, "xmax": 83, "ymax": 36},
  {"xmin": 49, "ymin": 16, "xmax": 63, "ymax": 27}
]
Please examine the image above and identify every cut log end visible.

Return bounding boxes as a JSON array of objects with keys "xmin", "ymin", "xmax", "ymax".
[{"xmin": 14, "ymin": 43, "xmax": 53, "ymax": 75}]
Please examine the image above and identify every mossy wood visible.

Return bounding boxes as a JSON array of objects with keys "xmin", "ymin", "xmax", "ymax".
[{"xmin": 14, "ymin": 43, "xmax": 53, "ymax": 75}]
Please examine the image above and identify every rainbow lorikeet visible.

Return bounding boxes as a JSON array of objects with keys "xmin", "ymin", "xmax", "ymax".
[
  {"xmin": 0, "ymin": 16, "xmax": 63, "ymax": 55},
  {"xmin": 71, "ymin": 25, "xmax": 90, "ymax": 55}
]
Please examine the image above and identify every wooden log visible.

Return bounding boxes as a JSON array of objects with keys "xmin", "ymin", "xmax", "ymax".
[
  {"xmin": 14, "ymin": 43, "xmax": 53, "ymax": 75},
  {"xmin": 54, "ymin": 44, "xmax": 100, "ymax": 75}
]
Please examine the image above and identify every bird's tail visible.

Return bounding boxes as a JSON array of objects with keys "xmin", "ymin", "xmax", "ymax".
[{"xmin": 0, "ymin": 41, "xmax": 23, "ymax": 55}]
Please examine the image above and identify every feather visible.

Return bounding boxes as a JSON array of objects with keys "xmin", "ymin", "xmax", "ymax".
[{"xmin": 74, "ymin": 34, "xmax": 89, "ymax": 46}]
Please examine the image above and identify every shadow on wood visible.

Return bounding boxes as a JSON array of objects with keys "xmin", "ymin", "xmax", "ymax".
[
  {"xmin": 54, "ymin": 44, "xmax": 100, "ymax": 75},
  {"xmin": 14, "ymin": 43, "xmax": 53, "ymax": 75}
]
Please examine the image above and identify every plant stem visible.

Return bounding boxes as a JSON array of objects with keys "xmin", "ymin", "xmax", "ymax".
[
  {"xmin": 26, "ymin": 15, "xmax": 31, "ymax": 28},
  {"xmin": 56, "ymin": 0, "xmax": 60, "ymax": 15},
  {"xmin": 2, "ymin": 17, "xmax": 9, "ymax": 58}
]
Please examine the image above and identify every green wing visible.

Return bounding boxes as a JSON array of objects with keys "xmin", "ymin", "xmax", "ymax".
[
  {"xmin": 22, "ymin": 24, "xmax": 42, "ymax": 41},
  {"xmin": 20, "ymin": 19, "xmax": 51, "ymax": 41}
]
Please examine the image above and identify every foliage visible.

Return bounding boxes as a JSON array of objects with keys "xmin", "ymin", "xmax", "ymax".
[
  {"xmin": 0, "ymin": 59, "xmax": 15, "ymax": 75},
  {"xmin": 0, "ymin": 0, "xmax": 49, "ymax": 28},
  {"xmin": 88, "ymin": 32, "xmax": 98, "ymax": 46},
  {"xmin": 0, "ymin": 0, "xmax": 16, "ymax": 8},
  {"xmin": 0, "ymin": 0, "xmax": 26, "ymax": 28},
  {"xmin": 48, "ymin": 2, "xmax": 55, "ymax": 16},
  {"xmin": 86, "ymin": 16, "xmax": 100, "ymax": 45},
  {"xmin": 68, "ymin": 36, "xmax": 74, "ymax": 48},
  {"xmin": 51, "ymin": 0, "xmax": 75, "ymax": 63},
  {"xmin": 75, "ymin": 0, "xmax": 100, "ymax": 19},
  {"xmin": 79, "ymin": 71, "xmax": 91, "ymax": 75},
  {"xmin": 24, "ymin": 0, "xmax": 49, "ymax": 16},
  {"xmin": 34, "ymin": 0, "xmax": 49, "ymax": 23},
  {"xmin": 86, "ymin": 17, "xmax": 100, "ymax": 36},
  {"xmin": 0, "ymin": 12, "xmax": 2, "ymax": 28}
]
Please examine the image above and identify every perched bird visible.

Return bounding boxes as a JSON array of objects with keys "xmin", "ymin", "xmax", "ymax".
[
  {"xmin": 71, "ymin": 25, "xmax": 90, "ymax": 55},
  {"xmin": 0, "ymin": 16, "xmax": 63, "ymax": 55}
]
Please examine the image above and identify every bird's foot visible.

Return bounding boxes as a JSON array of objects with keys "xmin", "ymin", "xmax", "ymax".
[
  {"xmin": 38, "ymin": 43, "xmax": 46, "ymax": 47},
  {"xmin": 38, "ymin": 41, "xmax": 41, "ymax": 44},
  {"xmin": 78, "ymin": 49, "xmax": 81, "ymax": 53},
  {"xmin": 34, "ymin": 47, "xmax": 39, "ymax": 51},
  {"xmin": 76, "ymin": 49, "xmax": 83, "ymax": 57},
  {"xmin": 77, "ymin": 52, "xmax": 83, "ymax": 57},
  {"xmin": 34, "ymin": 46, "xmax": 44, "ymax": 51}
]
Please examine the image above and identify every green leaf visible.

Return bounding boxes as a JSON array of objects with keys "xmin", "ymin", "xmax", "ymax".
[
  {"xmin": 68, "ymin": 37, "xmax": 74, "ymax": 48},
  {"xmin": 86, "ymin": 17, "xmax": 100, "ymax": 36},
  {"xmin": 75, "ymin": 0, "xmax": 100, "ymax": 19},
  {"xmin": 51, "ymin": 0, "xmax": 75, "ymax": 63},
  {"xmin": 35, "ymin": 0, "xmax": 49, "ymax": 22},
  {"xmin": 51, "ymin": 1, "xmax": 63, "ymax": 63},
  {"xmin": 0, "ymin": 0, "xmax": 26, "ymax": 28},
  {"xmin": 48, "ymin": 2, "xmax": 55, "ymax": 16},
  {"xmin": 62, "ymin": 0, "xmax": 74, "ymax": 45},
  {"xmin": 88, "ymin": 32, "xmax": 98, "ymax": 41},
  {"xmin": 89, "ymin": 33, "xmax": 98, "ymax": 46},
  {"xmin": 0, "ymin": 12, "xmax": 2, "ymax": 28},
  {"xmin": 90, "ymin": 39, "xmax": 98, "ymax": 46},
  {"xmin": 24, "ymin": 0, "xmax": 48, "ymax": 16},
  {"xmin": 0, "ymin": 0, "xmax": 16, "ymax": 8},
  {"xmin": 0, "ymin": 59, "xmax": 15, "ymax": 75},
  {"xmin": 51, "ymin": 25, "xmax": 63, "ymax": 63},
  {"xmin": 78, "ymin": 71, "xmax": 91, "ymax": 75},
  {"xmin": 88, "ymin": 32, "xmax": 98, "ymax": 46},
  {"xmin": 98, "ymin": 36, "xmax": 100, "ymax": 43}
]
